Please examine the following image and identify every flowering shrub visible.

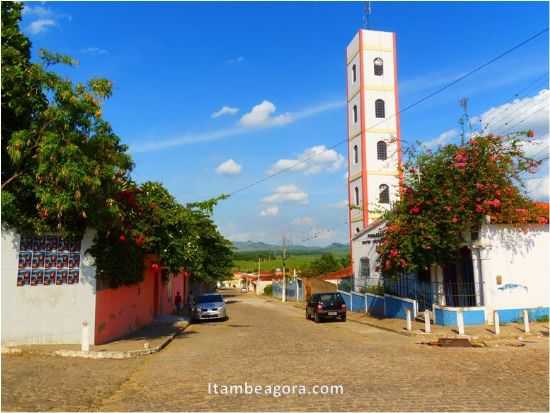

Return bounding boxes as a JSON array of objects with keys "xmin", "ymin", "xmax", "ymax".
[{"xmin": 377, "ymin": 132, "xmax": 547, "ymax": 276}]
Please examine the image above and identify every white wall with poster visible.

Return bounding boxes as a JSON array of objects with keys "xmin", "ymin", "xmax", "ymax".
[{"xmin": 1, "ymin": 229, "xmax": 97, "ymax": 345}]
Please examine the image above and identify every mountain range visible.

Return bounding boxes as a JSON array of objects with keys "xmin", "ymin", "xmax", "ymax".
[{"xmin": 232, "ymin": 241, "xmax": 349, "ymax": 253}]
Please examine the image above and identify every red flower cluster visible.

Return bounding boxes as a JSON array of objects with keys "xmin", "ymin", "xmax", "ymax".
[{"xmin": 453, "ymin": 150, "xmax": 468, "ymax": 169}]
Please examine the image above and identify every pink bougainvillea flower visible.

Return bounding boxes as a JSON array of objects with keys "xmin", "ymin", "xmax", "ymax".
[{"xmin": 409, "ymin": 206, "xmax": 421, "ymax": 215}]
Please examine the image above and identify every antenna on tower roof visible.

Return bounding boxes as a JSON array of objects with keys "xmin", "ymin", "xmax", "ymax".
[{"xmin": 363, "ymin": 1, "xmax": 372, "ymax": 29}]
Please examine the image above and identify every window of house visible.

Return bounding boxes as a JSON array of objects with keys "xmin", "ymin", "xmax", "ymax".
[
  {"xmin": 373, "ymin": 57, "xmax": 383, "ymax": 76},
  {"xmin": 352, "ymin": 64, "xmax": 357, "ymax": 83},
  {"xmin": 353, "ymin": 105, "xmax": 358, "ymax": 123},
  {"xmin": 353, "ymin": 145, "xmax": 359, "ymax": 164},
  {"xmin": 375, "ymin": 99, "xmax": 385, "ymax": 118},
  {"xmin": 377, "ymin": 141, "xmax": 387, "ymax": 160},
  {"xmin": 360, "ymin": 257, "xmax": 370, "ymax": 278},
  {"xmin": 354, "ymin": 187, "xmax": 360, "ymax": 206},
  {"xmin": 379, "ymin": 184, "xmax": 390, "ymax": 204}
]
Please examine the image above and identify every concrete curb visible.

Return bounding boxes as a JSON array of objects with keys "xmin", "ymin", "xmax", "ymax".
[
  {"xmin": 54, "ymin": 320, "xmax": 190, "ymax": 359},
  {"xmin": 3, "ymin": 321, "xmax": 190, "ymax": 359},
  {"xmin": 1, "ymin": 347, "xmax": 23, "ymax": 355},
  {"xmin": 347, "ymin": 316, "xmax": 414, "ymax": 337}
]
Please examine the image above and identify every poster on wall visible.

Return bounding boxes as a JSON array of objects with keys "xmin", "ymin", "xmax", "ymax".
[
  {"xmin": 17, "ymin": 235, "xmax": 81, "ymax": 287},
  {"xmin": 45, "ymin": 269, "xmax": 56, "ymax": 285}
]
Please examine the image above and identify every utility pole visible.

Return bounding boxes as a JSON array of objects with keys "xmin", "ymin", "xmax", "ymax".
[
  {"xmin": 256, "ymin": 257, "xmax": 261, "ymax": 295},
  {"xmin": 282, "ymin": 235, "xmax": 287, "ymax": 303},
  {"xmin": 459, "ymin": 97, "xmax": 470, "ymax": 145}
]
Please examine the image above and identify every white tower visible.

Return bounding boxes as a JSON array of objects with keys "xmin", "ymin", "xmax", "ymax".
[{"xmin": 346, "ymin": 29, "xmax": 402, "ymax": 240}]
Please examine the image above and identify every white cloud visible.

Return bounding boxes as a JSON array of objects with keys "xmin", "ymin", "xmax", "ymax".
[
  {"xmin": 525, "ymin": 176, "xmax": 549, "ymax": 201},
  {"xmin": 80, "ymin": 47, "xmax": 108, "ymax": 56},
  {"xmin": 476, "ymin": 89, "xmax": 549, "ymax": 161},
  {"xmin": 239, "ymin": 100, "xmax": 293, "ymax": 128},
  {"xmin": 260, "ymin": 206, "xmax": 280, "ymax": 217},
  {"xmin": 478, "ymin": 89, "xmax": 549, "ymax": 137},
  {"xmin": 23, "ymin": 5, "xmax": 54, "ymax": 18},
  {"xmin": 422, "ymin": 129, "xmax": 459, "ymax": 149},
  {"xmin": 226, "ymin": 56, "xmax": 245, "ymax": 64},
  {"xmin": 329, "ymin": 200, "xmax": 349, "ymax": 209},
  {"xmin": 211, "ymin": 106, "xmax": 239, "ymax": 119},
  {"xmin": 27, "ymin": 19, "xmax": 56, "ymax": 34},
  {"xmin": 262, "ymin": 185, "xmax": 308, "ymax": 204},
  {"xmin": 268, "ymin": 145, "xmax": 344, "ymax": 175},
  {"xmin": 23, "ymin": 5, "xmax": 71, "ymax": 35},
  {"xmin": 216, "ymin": 159, "xmax": 242, "ymax": 176},
  {"xmin": 292, "ymin": 216, "xmax": 313, "ymax": 225},
  {"xmin": 132, "ymin": 99, "xmax": 343, "ymax": 153}
]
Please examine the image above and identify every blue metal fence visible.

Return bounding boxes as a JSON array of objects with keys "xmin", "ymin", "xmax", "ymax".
[{"xmin": 272, "ymin": 279, "xmax": 303, "ymax": 301}]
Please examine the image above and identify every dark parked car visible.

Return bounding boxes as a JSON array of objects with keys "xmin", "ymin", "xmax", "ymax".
[{"xmin": 306, "ymin": 292, "xmax": 346, "ymax": 322}]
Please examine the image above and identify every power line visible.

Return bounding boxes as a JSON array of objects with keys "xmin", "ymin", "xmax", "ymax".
[
  {"xmin": 226, "ymin": 27, "xmax": 548, "ymax": 198},
  {"xmin": 481, "ymin": 72, "xmax": 549, "ymax": 133}
]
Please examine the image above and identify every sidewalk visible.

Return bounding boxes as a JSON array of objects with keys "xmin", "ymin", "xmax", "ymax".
[
  {"xmin": 2, "ymin": 315, "xmax": 189, "ymax": 359},
  {"xmin": 287, "ymin": 298, "xmax": 548, "ymax": 343},
  {"xmin": 345, "ymin": 311, "xmax": 548, "ymax": 339}
]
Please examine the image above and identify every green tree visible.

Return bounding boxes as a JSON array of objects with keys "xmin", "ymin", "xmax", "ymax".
[
  {"xmin": 1, "ymin": 3, "xmax": 133, "ymax": 238},
  {"xmin": 2, "ymin": 4, "xmax": 233, "ymax": 288},
  {"xmin": 305, "ymin": 252, "xmax": 342, "ymax": 277}
]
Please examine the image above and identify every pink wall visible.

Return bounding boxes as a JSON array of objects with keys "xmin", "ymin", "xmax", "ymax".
[
  {"xmin": 94, "ymin": 256, "xmax": 190, "ymax": 345},
  {"xmin": 94, "ymin": 257, "xmax": 158, "ymax": 345},
  {"xmin": 159, "ymin": 272, "xmax": 186, "ymax": 315}
]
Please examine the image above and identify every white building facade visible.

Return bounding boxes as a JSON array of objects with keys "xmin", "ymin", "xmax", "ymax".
[
  {"xmin": 2, "ymin": 229, "xmax": 97, "ymax": 345},
  {"xmin": 346, "ymin": 29, "xmax": 401, "ymax": 240}
]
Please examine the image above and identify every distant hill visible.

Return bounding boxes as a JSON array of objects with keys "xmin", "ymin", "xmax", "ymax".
[
  {"xmin": 232, "ymin": 241, "xmax": 348, "ymax": 253},
  {"xmin": 232, "ymin": 241, "xmax": 278, "ymax": 251}
]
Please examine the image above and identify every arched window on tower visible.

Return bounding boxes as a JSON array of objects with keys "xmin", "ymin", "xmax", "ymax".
[
  {"xmin": 375, "ymin": 99, "xmax": 385, "ymax": 118},
  {"xmin": 353, "ymin": 145, "xmax": 359, "ymax": 164},
  {"xmin": 352, "ymin": 64, "xmax": 357, "ymax": 83},
  {"xmin": 373, "ymin": 57, "xmax": 383, "ymax": 76},
  {"xmin": 353, "ymin": 105, "xmax": 358, "ymax": 123},
  {"xmin": 379, "ymin": 184, "xmax": 390, "ymax": 204},
  {"xmin": 354, "ymin": 186, "xmax": 360, "ymax": 206},
  {"xmin": 377, "ymin": 141, "xmax": 387, "ymax": 160}
]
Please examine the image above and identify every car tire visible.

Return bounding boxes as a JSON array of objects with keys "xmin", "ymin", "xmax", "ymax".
[
  {"xmin": 314, "ymin": 312, "xmax": 320, "ymax": 323},
  {"xmin": 340, "ymin": 315, "xmax": 346, "ymax": 322}
]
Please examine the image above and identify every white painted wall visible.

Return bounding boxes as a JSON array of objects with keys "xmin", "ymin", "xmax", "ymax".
[
  {"xmin": 367, "ymin": 174, "xmax": 400, "ymax": 215},
  {"xmin": 348, "ymin": 134, "xmax": 362, "ymax": 177},
  {"xmin": 351, "ymin": 222, "xmax": 385, "ymax": 291},
  {"xmin": 478, "ymin": 224, "xmax": 549, "ymax": 314},
  {"xmin": 1, "ymin": 229, "xmax": 97, "ymax": 345},
  {"xmin": 346, "ymin": 28, "xmax": 400, "ymax": 233},
  {"xmin": 347, "ymin": 92, "xmax": 361, "ymax": 139}
]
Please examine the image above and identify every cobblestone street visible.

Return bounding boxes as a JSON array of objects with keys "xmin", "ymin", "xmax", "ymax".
[{"xmin": 3, "ymin": 291, "xmax": 548, "ymax": 411}]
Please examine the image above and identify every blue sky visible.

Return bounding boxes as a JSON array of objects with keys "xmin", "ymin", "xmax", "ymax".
[{"xmin": 22, "ymin": 1, "xmax": 549, "ymax": 245}]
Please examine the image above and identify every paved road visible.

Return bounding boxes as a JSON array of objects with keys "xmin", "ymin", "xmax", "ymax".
[{"xmin": 3, "ymin": 290, "xmax": 548, "ymax": 411}]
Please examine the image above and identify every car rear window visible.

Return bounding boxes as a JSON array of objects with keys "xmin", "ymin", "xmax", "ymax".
[
  {"xmin": 317, "ymin": 293, "xmax": 344, "ymax": 304},
  {"xmin": 197, "ymin": 294, "xmax": 223, "ymax": 303}
]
